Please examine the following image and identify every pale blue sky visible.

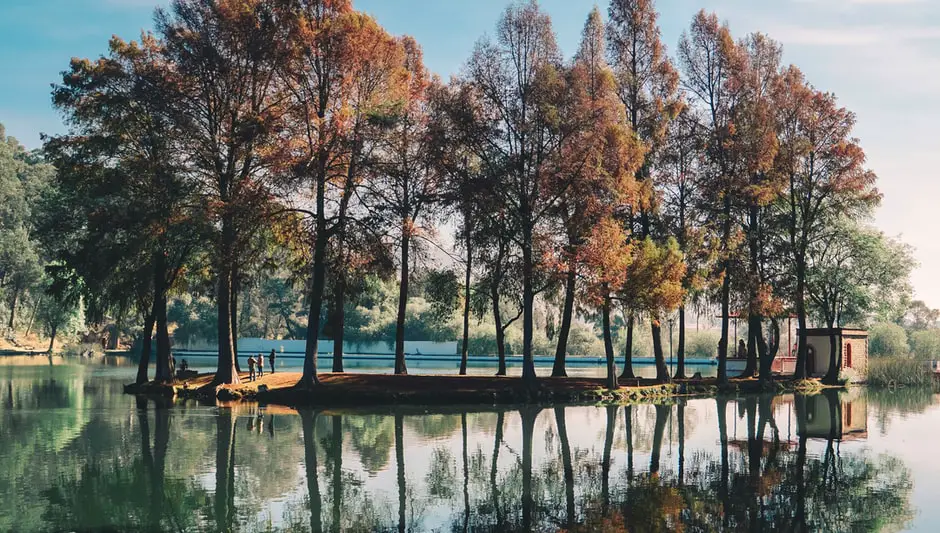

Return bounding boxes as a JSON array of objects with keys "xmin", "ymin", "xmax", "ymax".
[{"xmin": 2, "ymin": 0, "xmax": 938, "ymax": 306}]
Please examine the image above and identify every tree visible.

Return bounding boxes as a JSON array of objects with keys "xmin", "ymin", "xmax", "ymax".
[
  {"xmin": 460, "ymin": 0, "xmax": 568, "ymax": 384},
  {"xmin": 774, "ymin": 67, "xmax": 880, "ymax": 380},
  {"xmin": 607, "ymin": 0, "xmax": 682, "ymax": 379},
  {"xmin": 158, "ymin": 0, "xmax": 292, "ymax": 385},
  {"xmin": 45, "ymin": 35, "xmax": 202, "ymax": 383},
  {"xmin": 367, "ymin": 41, "xmax": 441, "ymax": 375},
  {"xmin": 807, "ymin": 220, "xmax": 914, "ymax": 382},
  {"xmin": 678, "ymin": 11, "xmax": 748, "ymax": 383},
  {"xmin": 545, "ymin": 7, "xmax": 644, "ymax": 378}
]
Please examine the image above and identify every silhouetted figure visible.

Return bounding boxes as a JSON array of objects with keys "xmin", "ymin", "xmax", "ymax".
[
  {"xmin": 248, "ymin": 356, "xmax": 256, "ymax": 382},
  {"xmin": 269, "ymin": 349, "xmax": 276, "ymax": 374}
]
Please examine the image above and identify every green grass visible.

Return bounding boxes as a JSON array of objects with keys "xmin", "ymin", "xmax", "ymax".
[{"xmin": 867, "ymin": 355, "xmax": 934, "ymax": 388}]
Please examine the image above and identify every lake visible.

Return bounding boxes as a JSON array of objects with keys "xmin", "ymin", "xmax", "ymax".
[{"xmin": 1, "ymin": 356, "xmax": 936, "ymax": 532}]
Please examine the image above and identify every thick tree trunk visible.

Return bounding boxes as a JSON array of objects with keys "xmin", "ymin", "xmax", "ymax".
[
  {"xmin": 154, "ymin": 254, "xmax": 172, "ymax": 383},
  {"xmin": 215, "ymin": 215, "xmax": 239, "ymax": 385},
  {"xmin": 602, "ymin": 292, "xmax": 618, "ymax": 390},
  {"xmin": 459, "ymin": 243, "xmax": 472, "ymax": 375},
  {"xmin": 300, "ymin": 226, "xmax": 327, "ymax": 387},
  {"xmin": 554, "ymin": 407, "xmax": 575, "ymax": 528},
  {"xmin": 651, "ymin": 317, "xmax": 670, "ymax": 383},
  {"xmin": 47, "ymin": 323, "xmax": 57, "ymax": 353},
  {"xmin": 794, "ymin": 267, "xmax": 809, "ymax": 380},
  {"xmin": 136, "ymin": 310, "xmax": 155, "ymax": 385},
  {"xmin": 521, "ymin": 224, "xmax": 536, "ymax": 384},
  {"xmin": 300, "ymin": 410, "xmax": 323, "ymax": 533},
  {"xmin": 823, "ymin": 320, "xmax": 840, "ymax": 385},
  {"xmin": 7, "ymin": 287, "xmax": 18, "ymax": 330},
  {"xmin": 620, "ymin": 312, "xmax": 635, "ymax": 380},
  {"xmin": 332, "ymin": 276, "xmax": 346, "ymax": 373},
  {"xmin": 552, "ymin": 268, "xmax": 576, "ymax": 377},
  {"xmin": 394, "ymin": 230, "xmax": 409, "ymax": 375},
  {"xmin": 759, "ymin": 318, "xmax": 778, "ymax": 383},
  {"xmin": 675, "ymin": 306, "xmax": 687, "ymax": 379},
  {"xmin": 740, "ymin": 314, "xmax": 760, "ymax": 378},
  {"xmin": 231, "ymin": 269, "xmax": 240, "ymax": 373},
  {"xmin": 718, "ymin": 270, "xmax": 731, "ymax": 385}
]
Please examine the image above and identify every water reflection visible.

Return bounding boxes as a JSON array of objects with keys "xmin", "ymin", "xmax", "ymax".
[{"xmin": 0, "ymin": 364, "xmax": 923, "ymax": 532}]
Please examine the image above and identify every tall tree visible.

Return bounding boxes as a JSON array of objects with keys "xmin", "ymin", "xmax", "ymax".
[
  {"xmin": 607, "ymin": 0, "xmax": 682, "ymax": 379},
  {"xmin": 678, "ymin": 11, "xmax": 748, "ymax": 383},
  {"xmin": 461, "ymin": 0, "xmax": 568, "ymax": 383},
  {"xmin": 158, "ymin": 0, "xmax": 291, "ymax": 385},
  {"xmin": 774, "ymin": 68, "xmax": 880, "ymax": 380}
]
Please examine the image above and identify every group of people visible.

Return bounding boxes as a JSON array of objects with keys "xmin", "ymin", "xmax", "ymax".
[{"xmin": 247, "ymin": 349, "xmax": 276, "ymax": 382}]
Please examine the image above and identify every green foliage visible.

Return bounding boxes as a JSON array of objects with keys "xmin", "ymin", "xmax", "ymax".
[
  {"xmin": 869, "ymin": 322, "xmax": 909, "ymax": 357},
  {"xmin": 909, "ymin": 329, "xmax": 940, "ymax": 360},
  {"xmin": 867, "ymin": 356, "xmax": 932, "ymax": 387},
  {"xmin": 685, "ymin": 330, "xmax": 720, "ymax": 359}
]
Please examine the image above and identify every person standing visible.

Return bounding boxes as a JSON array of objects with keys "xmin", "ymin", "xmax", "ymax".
[
  {"xmin": 256, "ymin": 353, "xmax": 264, "ymax": 378},
  {"xmin": 269, "ymin": 349, "xmax": 276, "ymax": 374},
  {"xmin": 248, "ymin": 355, "xmax": 256, "ymax": 382}
]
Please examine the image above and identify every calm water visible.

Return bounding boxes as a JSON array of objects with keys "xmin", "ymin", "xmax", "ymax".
[{"xmin": 1, "ymin": 357, "xmax": 937, "ymax": 532}]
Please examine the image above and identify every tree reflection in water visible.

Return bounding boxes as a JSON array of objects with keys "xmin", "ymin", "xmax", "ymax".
[{"xmin": 0, "ymin": 365, "xmax": 920, "ymax": 533}]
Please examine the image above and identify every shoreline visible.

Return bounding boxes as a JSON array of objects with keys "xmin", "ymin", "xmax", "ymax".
[{"xmin": 124, "ymin": 371, "xmax": 838, "ymax": 408}]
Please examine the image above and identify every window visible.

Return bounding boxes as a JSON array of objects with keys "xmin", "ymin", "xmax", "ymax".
[{"xmin": 845, "ymin": 342, "xmax": 853, "ymax": 368}]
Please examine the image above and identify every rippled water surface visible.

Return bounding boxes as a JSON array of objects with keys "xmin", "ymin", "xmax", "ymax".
[{"xmin": 1, "ymin": 356, "xmax": 938, "ymax": 532}]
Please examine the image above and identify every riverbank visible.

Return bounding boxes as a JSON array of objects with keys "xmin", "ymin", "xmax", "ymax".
[{"xmin": 124, "ymin": 371, "xmax": 837, "ymax": 407}]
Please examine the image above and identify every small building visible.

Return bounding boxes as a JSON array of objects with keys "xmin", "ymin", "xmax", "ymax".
[{"xmin": 799, "ymin": 328, "xmax": 868, "ymax": 380}]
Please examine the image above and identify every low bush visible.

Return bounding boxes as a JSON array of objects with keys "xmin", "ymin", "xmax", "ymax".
[
  {"xmin": 869, "ymin": 322, "xmax": 909, "ymax": 357},
  {"xmin": 867, "ymin": 355, "xmax": 933, "ymax": 387},
  {"xmin": 684, "ymin": 331, "xmax": 720, "ymax": 359}
]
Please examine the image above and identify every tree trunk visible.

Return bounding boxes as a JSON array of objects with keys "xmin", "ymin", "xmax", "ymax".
[
  {"xmin": 554, "ymin": 407, "xmax": 575, "ymax": 528},
  {"xmin": 7, "ymin": 287, "xmax": 18, "ymax": 330},
  {"xmin": 231, "ymin": 268, "xmax": 241, "ymax": 373},
  {"xmin": 300, "ymin": 409, "xmax": 323, "ymax": 533},
  {"xmin": 332, "ymin": 275, "xmax": 346, "ymax": 373},
  {"xmin": 651, "ymin": 317, "xmax": 670, "ymax": 383},
  {"xmin": 794, "ymin": 265, "xmax": 809, "ymax": 380},
  {"xmin": 759, "ymin": 318, "xmax": 778, "ymax": 383},
  {"xmin": 136, "ymin": 310, "xmax": 155, "ymax": 385},
  {"xmin": 521, "ymin": 224, "xmax": 536, "ymax": 384},
  {"xmin": 47, "ymin": 323, "xmax": 57, "ymax": 353},
  {"xmin": 675, "ymin": 306, "xmax": 687, "ymax": 379},
  {"xmin": 300, "ymin": 226, "xmax": 327, "ymax": 387},
  {"xmin": 823, "ymin": 319, "xmax": 840, "ymax": 385},
  {"xmin": 552, "ymin": 267, "xmax": 576, "ymax": 377},
  {"xmin": 620, "ymin": 312, "xmax": 635, "ymax": 380},
  {"xmin": 154, "ymin": 253, "xmax": 172, "ymax": 383},
  {"xmin": 602, "ymin": 291, "xmax": 618, "ymax": 390},
  {"xmin": 718, "ymin": 198, "xmax": 733, "ymax": 385},
  {"xmin": 492, "ymin": 282, "xmax": 507, "ymax": 376},
  {"xmin": 459, "ymin": 241, "xmax": 472, "ymax": 376},
  {"xmin": 214, "ymin": 214, "xmax": 239, "ymax": 385},
  {"xmin": 394, "ymin": 229, "xmax": 409, "ymax": 375},
  {"xmin": 740, "ymin": 314, "xmax": 759, "ymax": 378},
  {"xmin": 25, "ymin": 294, "xmax": 41, "ymax": 337}
]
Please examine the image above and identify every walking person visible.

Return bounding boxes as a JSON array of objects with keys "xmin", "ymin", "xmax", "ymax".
[
  {"xmin": 268, "ymin": 349, "xmax": 276, "ymax": 374},
  {"xmin": 256, "ymin": 353, "xmax": 264, "ymax": 378},
  {"xmin": 248, "ymin": 354, "xmax": 256, "ymax": 382}
]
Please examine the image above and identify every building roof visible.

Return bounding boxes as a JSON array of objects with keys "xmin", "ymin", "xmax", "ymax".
[{"xmin": 797, "ymin": 328, "xmax": 868, "ymax": 338}]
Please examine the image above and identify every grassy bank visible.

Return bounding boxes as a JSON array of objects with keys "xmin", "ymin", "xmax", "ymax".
[
  {"xmin": 125, "ymin": 371, "xmax": 843, "ymax": 408},
  {"xmin": 867, "ymin": 356, "xmax": 935, "ymax": 387}
]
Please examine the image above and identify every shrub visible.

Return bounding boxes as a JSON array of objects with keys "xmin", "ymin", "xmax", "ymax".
[
  {"xmin": 684, "ymin": 331, "xmax": 720, "ymax": 359},
  {"xmin": 869, "ymin": 322, "xmax": 909, "ymax": 357},
  {"xmin": 909, "ymin": 329, "xmax": 940, "ymax": 360},
  {"xmin": 866, "ymin": 355, "xmax": 933, "ymax": 387}
]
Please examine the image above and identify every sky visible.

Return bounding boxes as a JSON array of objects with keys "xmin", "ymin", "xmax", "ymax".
[{"xmin": 1, "ymin": 0, "xmax": 939, "ymax": 306}]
